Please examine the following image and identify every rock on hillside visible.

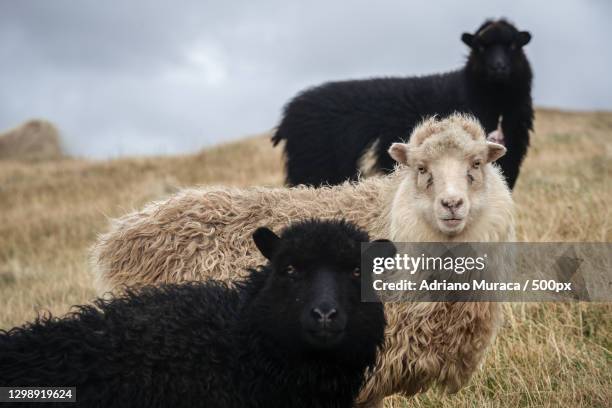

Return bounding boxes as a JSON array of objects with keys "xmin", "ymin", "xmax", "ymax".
[{"xmin": 0, "ymin": 119, "xmax": 64, "ymax": 160}]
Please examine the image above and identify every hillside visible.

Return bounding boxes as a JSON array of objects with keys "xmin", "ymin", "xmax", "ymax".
[{"xmin": 0, "ymin": 108, "xmax": 610, "ymax": 407}]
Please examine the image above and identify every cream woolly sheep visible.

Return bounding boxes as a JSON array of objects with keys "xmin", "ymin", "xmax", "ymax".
[{"xmin": 91, "ymin": 114, "xmax": 514, "ymax": 407}]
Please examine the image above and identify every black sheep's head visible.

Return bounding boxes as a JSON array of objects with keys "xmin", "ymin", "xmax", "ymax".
[
  {"xmin": 462, "ymin": 19, "xmax": 532, "ymax": 83},
  {"xmin": 249, "ymin": 219, "xmax": 387, "ymax": 359}
]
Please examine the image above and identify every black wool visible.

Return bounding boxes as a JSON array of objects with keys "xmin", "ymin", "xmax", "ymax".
[
  {"xmin": 272, "ymin": 19, "xmax": 533, "ymax": 189},
  {"xmin": 0, "ymin": 219, "xmax": 385, "ymax": 408}
]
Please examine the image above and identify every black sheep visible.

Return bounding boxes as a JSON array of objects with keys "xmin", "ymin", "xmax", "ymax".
[
  {"xmin": 272, "ymin": 19, "xmax": 533, "ymax": 189},
  {"xmin": 0, "ymin": 219, "xmax": 386, "ymax": 408}
]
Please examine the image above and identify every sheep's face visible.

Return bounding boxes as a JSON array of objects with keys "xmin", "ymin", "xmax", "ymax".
[
  {"xmin": 389, "ymin": 123, "xmax": 506, "ymax": 236},
  {"xmin": 250, "ymin": 220, "xmax": 385, "ymax": 356},
  {"xmin": 462, "ymin": 19, "xmax": 531, "ymax": 83}
]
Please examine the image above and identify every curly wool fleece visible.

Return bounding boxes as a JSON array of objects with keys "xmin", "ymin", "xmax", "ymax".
[{"xmin": 92, "ymin": 114, "xmax": 514, "ymax": 406}]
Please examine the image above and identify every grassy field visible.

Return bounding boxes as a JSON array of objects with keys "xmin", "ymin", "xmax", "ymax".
[{"xmin": 0, "ymin": 108, "xmax": 610, "ymax": 407}]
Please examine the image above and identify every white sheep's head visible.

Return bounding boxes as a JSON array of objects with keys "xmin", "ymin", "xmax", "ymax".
[{"xmin": 388, "ymin": 114, "xmax": 506, "ymax": 236}]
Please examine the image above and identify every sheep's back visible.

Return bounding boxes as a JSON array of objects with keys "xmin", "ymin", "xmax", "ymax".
[{"xmin": 91, "ymin": 177, "xmax": 390, "ymax": 293}]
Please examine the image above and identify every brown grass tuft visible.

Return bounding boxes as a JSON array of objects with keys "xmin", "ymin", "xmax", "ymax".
[{"xmin": 0, "ymin": 115, "xmax": 610, "ymax": 406}]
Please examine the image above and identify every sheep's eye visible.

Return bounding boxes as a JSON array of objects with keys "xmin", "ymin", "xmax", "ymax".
[
  {"xmin": 468, "ymin": 173, "xmax": 475, "ymax": 183},
  {"xmin": 417, "ymin": 166, "xmax": 427, "ymax": 174},
  {"xmin": 285, "ymin": 265, "xmax": 295, "ymax": 275},
  {"xmin": 352, "ymin": 267, "xmax": 361, "ymax": 278},
  {"xmin": 472, "ymin": 160, "xmax": 481, "ymax": 169}
]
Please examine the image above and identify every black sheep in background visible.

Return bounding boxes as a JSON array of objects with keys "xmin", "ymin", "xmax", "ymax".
[
  {"xmin": 272, "ymin": 19, "xmax": 533, "ymax": 189},
  {"xmin": 0, "ymin": 219, "xmax": 386, "ymax": 408}
]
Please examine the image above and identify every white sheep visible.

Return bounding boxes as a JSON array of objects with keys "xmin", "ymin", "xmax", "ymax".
[{"xmin": 92, "ymin": 113, "xmax": 514, "ymax": 407}]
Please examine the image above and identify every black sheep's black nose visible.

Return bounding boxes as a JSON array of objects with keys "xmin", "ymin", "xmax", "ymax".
[
  {"xmin": 311, "ymin": 307, "xmax": 338, "ymax": 325},
  {"xmin": 491, "ymin": 61, "xmax": 509, "ymax": 73}
]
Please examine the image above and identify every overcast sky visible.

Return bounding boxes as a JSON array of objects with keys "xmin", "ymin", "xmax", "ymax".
[{"xmin": 1, "ymin": 0, "xmax": 610, "ymax": 158}]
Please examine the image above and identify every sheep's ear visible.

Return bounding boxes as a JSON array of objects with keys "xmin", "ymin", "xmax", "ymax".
[
  {"xmin": 372, "ymin": 239, "xmax": 396, "ymax": 259},
  {"xmin": 461, "ymin": 33, "xmax": 474, "ymax": 47},
  {"xmin": 486, "ymin": 142, "xmax": 507, "ymax": 163},
  {"xmin": 517, "ymin": 31, "xmax": 531, "ymax": 46},
  {"xmin": 363, "ymin": 239, "xmax": 397, "ymax": 264},
  {"xmin": 253, "ymin": 227, "xmax": 280, "ymax": 260},
  {"xmin": 373, "ymin": 239, "xmax": 392, "ymax": 244},
  {"xmin": 388, "ymin": 143, "xmax": 410, "ymax": 165}
]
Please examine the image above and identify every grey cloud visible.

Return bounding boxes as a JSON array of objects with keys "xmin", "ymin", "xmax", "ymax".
[{"xmin": 0, "ymin": 0, "xmax": 610, "ymax": 158}]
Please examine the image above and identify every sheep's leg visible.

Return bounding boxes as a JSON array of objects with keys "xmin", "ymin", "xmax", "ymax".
[{"xmin": 498, "ymin": 103, "xmax": 533, "ymax": 190}]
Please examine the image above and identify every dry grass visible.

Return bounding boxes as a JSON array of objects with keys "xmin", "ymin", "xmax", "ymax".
[{"xmin": 0, "ymin": 110, "xmax": 610, "ymax": 407}]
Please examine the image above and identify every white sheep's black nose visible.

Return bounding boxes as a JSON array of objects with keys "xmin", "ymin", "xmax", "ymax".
[
  {"xmin": 311, "ymin": 307, "xmax": 338, "ymax": 325},
  {"xmin": 441, "ymin": 197, "xmax": 464, "ymax": 211}
]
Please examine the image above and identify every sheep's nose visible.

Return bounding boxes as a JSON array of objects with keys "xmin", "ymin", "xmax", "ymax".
[
  {"xmin": 311, "ymin": 307, "xmax": 338, "ymax": 325},
  {"xmin": 493, "ymin": 61, "xmax": 507, "ymax": 69},
  {"xmin": 490, "ymin": 61, "xmax": 509, "ymax": 74},
  {"xmin": 441, "ymin": 197, "xmax": 464, "ymax": 211}
]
